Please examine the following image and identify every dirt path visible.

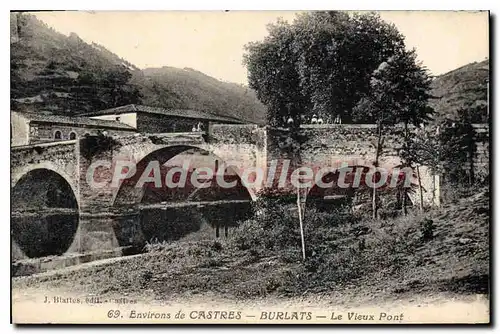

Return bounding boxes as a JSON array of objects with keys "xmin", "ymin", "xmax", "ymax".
[{"xmin": 14, "ymin": 253, "xmax": 143, "ymax": 279}]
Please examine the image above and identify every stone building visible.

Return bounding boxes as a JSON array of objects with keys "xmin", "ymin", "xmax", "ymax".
[
  {"xmin": 11, "ymin": 111, "xmax": 136, "ymax": 146},
  {"xmin": 82, "ymin": 104, "xmax": 246, "ymax": 133},
  {"xmin": 11, "ymin": 104, "xmax": 249, "ymax": 147}
]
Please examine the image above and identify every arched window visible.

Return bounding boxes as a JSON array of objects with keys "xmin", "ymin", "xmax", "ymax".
[
  {"xmin": 54, "ymin": 130, "xmax": 62, "ymax": 140},
  {"xmin": 69, "ymin": 132, "xmax": 77, "ymax": 140}
]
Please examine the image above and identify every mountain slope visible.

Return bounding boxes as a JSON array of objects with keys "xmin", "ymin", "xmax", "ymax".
[
  {"xmin": 10, "ymin": 13, "xmax": 266, "ymax": 123},
  {"xmin": 429, "ymin": 59, "xmax": 489, "ymax": 122},
  {"xmin": 133, "ymin": 67, "xmax": 266, "ymax": 124},
  {"xmin": 10, "ymin": 13, "xmax": 141, "ymax": 114}
]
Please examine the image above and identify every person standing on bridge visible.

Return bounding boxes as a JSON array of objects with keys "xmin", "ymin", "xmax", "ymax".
[{"xmin": 196, "ymin": 122, "xmax": 204, "ymax": 132}]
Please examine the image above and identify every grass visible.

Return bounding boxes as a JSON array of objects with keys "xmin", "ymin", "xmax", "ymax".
[{"xmin": 14, "ymin": 187, "xmax": 490, "ymax": 301}]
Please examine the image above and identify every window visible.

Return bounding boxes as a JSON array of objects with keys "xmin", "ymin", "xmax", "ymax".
[
  {"xmin": 69, "ymin": 132, "xmax": 77, "ymax": 140},
  {"xmin": 54, "ymin": 130, "xmax": 62, "ymax": 140}
]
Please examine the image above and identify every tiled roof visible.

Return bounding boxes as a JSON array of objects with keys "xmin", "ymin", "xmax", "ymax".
[
  {"xmin": 81, "ymin": 104, "xmax": 248, "ymax": 124},
  {"xmin": 15, "ymin": 112, "xmax": 136, "ymax": 130}
]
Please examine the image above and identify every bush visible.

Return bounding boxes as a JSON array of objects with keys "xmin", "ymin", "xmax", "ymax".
[
  {"xmin": 231, "ymin": 197, "xmax": 303, "ymax": 253},
  {"xmin": 230, "ymin": 196, "xmax": 362, "ymax": 278},
  {"xmin": 440, "ymin": 181, "xmax": 488, "ymax": 204},
  {"xmin": 420, "ymin": 218, "xmax": 435, "ymax": 241},
  {"xmin": 80, "ymin": 132, "xmax": 121, "ymax": 160}
]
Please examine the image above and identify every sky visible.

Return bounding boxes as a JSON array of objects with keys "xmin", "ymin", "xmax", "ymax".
[{"xmin": 32, "ymin": 11, "xmax": 489, "ymax": 84}]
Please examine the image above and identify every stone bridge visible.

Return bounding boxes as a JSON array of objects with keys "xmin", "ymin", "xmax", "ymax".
[{"xmin": 11, "ymin": 123, "xmax": 489, "ymax": 272}]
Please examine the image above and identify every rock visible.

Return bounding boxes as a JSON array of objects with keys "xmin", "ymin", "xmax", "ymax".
[
  {"xmin": 351, "ymin": 226, "xmax": 372, "ymax": 236},
  {"xmin": 459, "ymin": 238, "xmax": 473, "ymax": 244}
]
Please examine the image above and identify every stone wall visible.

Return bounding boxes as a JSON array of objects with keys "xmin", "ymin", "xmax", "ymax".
[
  {"xmin": 297, "ymin": 123, "xmax": 489, "ymax": 204},
  {"xmin": 28, "ymin": 122, "xmax": 133, "ymax": 144},
  {"xmin": 11, "ymin": 112, "xmax": 30, "ymax": 146},
  {"xmin": 265, "ymin": 124, "xmax": 436, "ymax": 205},
  {"xmin": 299, "ymin": 124, "xmax": 403, "ymax": 167},
  {"xmin": 11, "ymin": 141, "xmax": 79, "ymax": 192},
  {"xmin": 264, "ymin": 124, "xmax": 404, "ymax": 176},
  {"xmin": 207, "ymin": 124, "xmax": 267, "ymax": 194},
  {"xmin": 209, "ymin": 124, "xmax": 266, "ymax": 148},
  {"xmin": 77, "ymin": 141, "xmax": 116, "ymax": 214}
]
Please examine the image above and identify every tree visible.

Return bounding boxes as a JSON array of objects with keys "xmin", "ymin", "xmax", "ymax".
[
  {"xmin": 352, "ymin": 61, "xmax": 398, "ymax": 218},
  {"xmin": 437, "ymin": 116, "xmax": 476, "ymax": 186},
  {"xmin": 243, "ymin": 11, "xmax": 406, "ymax": 126},
  {"xmin": 244, "ymin": 19, "xmax": 308, "ymax": 128},
  {"xmin": 390, "ymin": 50, "xmax": 433, "ymax": 212},
  {"xmin": 353, "ymin": 49, "xmax": 434, "ymax": 217},
  {"xmin": 245, "ymin": 11, "xmax": 435, "ymax": 219}
]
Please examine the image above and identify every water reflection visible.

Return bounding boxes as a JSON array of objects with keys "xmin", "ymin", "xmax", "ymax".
[
  {"xmin": 11, "ymin": 202, "xmax": 253, "ymax": 260},
  {"xmin": 139, "ymin": 202, "xmax": 252, "ymax": 243},
  {"xmin": 12, "ymin": 212, "xmax": 79, "ymax": 258},
  {"xmin": 140, "ymin": 207, "xmax": 204, "ymax": 242}
]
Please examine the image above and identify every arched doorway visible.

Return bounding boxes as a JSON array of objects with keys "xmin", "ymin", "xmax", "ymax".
[
  {"xmin": 306, "ymin": 168, "xmax": 361, "ymax": 214},
  {"xmin": 12, "ymin": 168, "xmax": 79, "ymax": 258},
  {"xmin": 113, "ymin": 145, "xmax": 254, "ymax": 244},
  {"xmin": 305, "ymin": 165, "xmax": 414, "ymax": 217}
]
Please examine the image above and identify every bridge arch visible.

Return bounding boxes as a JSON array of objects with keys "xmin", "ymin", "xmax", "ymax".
[
  {"xmin": 305, "ymin": 163, "xmax": 371, "ymax": 212},
  {"xmin": 112, "ymin": 144, "xmax": 257, "ymax": 206},
  {"xmin": 111, "ymin": 144, "xmax": 255, "ymax": 243},
  {"xmin": 11, "ymin": 167, "xmax": 79, "ymax": 258},
  {"xmin": 305, "ymin": 161, "xmax": 416, "ymax": 214},
  {"xmin": 12, "ymin": 162, "xmax": 79, "ymax": 204}
]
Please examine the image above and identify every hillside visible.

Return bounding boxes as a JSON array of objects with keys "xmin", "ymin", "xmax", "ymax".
[
  {"xmin": 10, "ymin": 13, "xmax": 266, "ymax": 123},
  {"xmin": 429, "ymin": 59, "xmax": 489, "ymax": 123},
  {"xmin": 133, "ymin": 67, "xmax": 266, "ymax": 124},
  {"xmin": 10, "ymin": 13, "xmax": 141, "ymax": 114},
  {"xmin": 11, "ymin": 12, "xmax": 488, "ymax": 125}
]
